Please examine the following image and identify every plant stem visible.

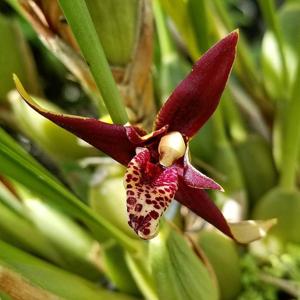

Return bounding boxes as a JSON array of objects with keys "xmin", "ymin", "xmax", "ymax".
[
  {"xmin": 279, "ymin": 54, "xmax": 300, "ymax": 190},
  {"xmin": 58, "ymin": 0, "xmax": 128, "ymax": 124}
]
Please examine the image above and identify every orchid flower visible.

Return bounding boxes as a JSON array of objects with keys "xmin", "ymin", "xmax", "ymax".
[{"xmin": 14, "ymin": 32, "xmax": 275, "ymax": 242}]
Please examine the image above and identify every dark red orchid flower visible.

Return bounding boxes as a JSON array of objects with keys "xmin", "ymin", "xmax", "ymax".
[{"xmin": 14, "ymin": 32, "xmax": 275, "ymax": 242}]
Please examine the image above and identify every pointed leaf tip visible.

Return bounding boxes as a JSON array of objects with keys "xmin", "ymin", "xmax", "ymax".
[{"xmin": 155, "ymin": 32, "xmax": 238, "ymax": 138}]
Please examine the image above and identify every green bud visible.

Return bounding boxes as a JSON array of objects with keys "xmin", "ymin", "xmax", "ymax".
[
  {"xmin": 149, "ymin": 225, "xmax": 219, "ymax": 300},
  {"xmin": 0, "ymin": 241, "xmax": 138, "ymax": 300}
]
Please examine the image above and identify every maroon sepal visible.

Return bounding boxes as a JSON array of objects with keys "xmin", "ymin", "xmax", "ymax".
[
  {"xmin": 18, "ymin": 97, "xmax": 136, "ymax": 165},
  {"xmin": 175, "ymin": 177, "xmax": 234, "ymax": 239},
  {"xmin": 155, "ymin": 31, "xmax": 238, "ymax": 138}
]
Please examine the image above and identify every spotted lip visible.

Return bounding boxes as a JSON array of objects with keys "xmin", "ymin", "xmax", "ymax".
[{"xmin": 125, "ymin": 148, "xmax": 178, "ymax": 239}]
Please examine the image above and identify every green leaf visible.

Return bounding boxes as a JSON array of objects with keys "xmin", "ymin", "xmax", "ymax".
[
  {"xmin": 149, "ymin": 226, "xmax": 219, "ymax": 300},
  {"xmin": 0, "ymin": 128, "xmax": 139, "ymax": 253},
  {"xmin": 0, "ymin": 200, "xmax": 61, "ymax": 263},
  {"xmin": 0, "ymin": 240, "xmax": 138, "ymax": 300},
  {"xmin": 20, "ymin": 193, "xmax": 102, "ymax": 280}
]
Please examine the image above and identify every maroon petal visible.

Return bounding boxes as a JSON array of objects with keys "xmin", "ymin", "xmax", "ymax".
[
  {"xmin": 125, "ymin": 148, "xmax": 178, "ymax": 239},
  {"xmin": 155, "ymin": 32, "xmax": 238, "ymax": 138},
  {"xmin": 175, "ymin": 177, "xmax": 234, "ymax": 239},
  {"xmin": 182, "ymin": 149, "xmax": 223, "ymax": 191},
  {"xmin": 14, "ymin": 76, "xmax": 136, "ymax": 165}
]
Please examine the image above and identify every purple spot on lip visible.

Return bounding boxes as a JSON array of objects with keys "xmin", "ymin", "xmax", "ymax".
[
  {"xmin": 127, "ymin": 197, "xmax": 136, "ymax": 205},
  {"xmin": 150, "ymin": 210, "xmax": 159, "ymax": 219},
  {"xmin": 135, "ymin": 204, "xmax": 143, "ymax": 212}
]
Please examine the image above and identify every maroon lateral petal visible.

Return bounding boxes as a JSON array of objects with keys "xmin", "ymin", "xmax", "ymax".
[
  {"xmin": 183, "ymin": 163, "xmax": 223, "ymax": 191},
  {"xmin": 17, "ymin": 94, "xmax": 136, "ymax": 165},
  {"xmin": 175, "ymin": 177, "xmax": 234, "ymax": 239},
  {"xmin": 155, "ymin": 32, "xmax": 238, "ymax": 138},
  {"xmin": 182, "ymin": 150, "xmax": 223, "ymax": 191}
]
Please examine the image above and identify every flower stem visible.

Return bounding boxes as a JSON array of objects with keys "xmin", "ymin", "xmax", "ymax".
[
  {"xmin": 58, "ymin": 0, "xmax": 128, "ymax": 124},
  {"xmin": 279, "ymin": 55, "xmax": 300, "ymax": 190}
]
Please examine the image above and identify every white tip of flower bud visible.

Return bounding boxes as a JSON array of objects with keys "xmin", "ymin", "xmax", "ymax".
[{"xmin": 158, "ymin": 131, "xmax": 186, "ymax": 167}]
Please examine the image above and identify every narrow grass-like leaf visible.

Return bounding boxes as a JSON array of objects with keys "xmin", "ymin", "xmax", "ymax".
[
  {"xmin": 20, "ymin": 194, "xmax": 102, "ymax": 280},
  {"xmin": 0, "ymin": 200, "xmax": 61, "ymax": 264},
  {"xmin": 0, "ymin": 129, "xmax": 139, "ymax": 252},
  {"xmin": 58, "ymin": 0, "xmax": 128, "ymax": 124},
  {"xmin": 0, "ymin": 241, "xmax": 138, "ymax": 300}
]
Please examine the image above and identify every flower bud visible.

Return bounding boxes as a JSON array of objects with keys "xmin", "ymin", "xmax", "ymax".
[{"xmin": 158, "ymin": 131, "xmax": 186, "ymax": 167}]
